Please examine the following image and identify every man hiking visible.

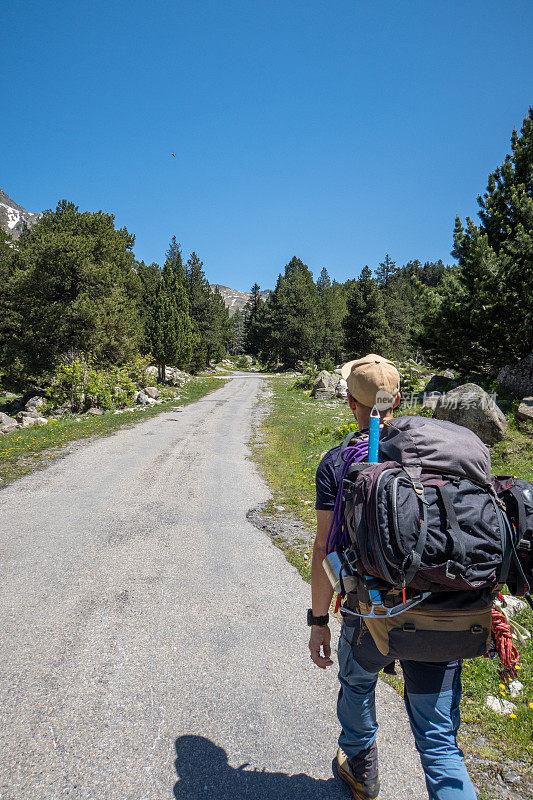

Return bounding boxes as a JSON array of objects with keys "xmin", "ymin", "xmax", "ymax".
[{"xmin": 308, "ymin": 354, "xmax": 477, "ymax": 800}]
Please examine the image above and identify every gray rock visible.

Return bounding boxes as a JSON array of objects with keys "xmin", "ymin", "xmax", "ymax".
[
  {"xmin": 335, "ymin": 378, "xmax": 348, "ymax": 398},
  {"xmin": 421, "ymin": 392, "xmax": 442, "ymax": 410},
  {"xmin": 424, "ymin": 374, "xmax": 459, "ymax": 394},
  {"xmin": 24, "ymin": 395, "xmax": 46, "ymax": 412},
  {"xmin": 0, "ymin": 412, "xmax": 18, "ymax": 430},
  {"xmin": 498, "ymin": 352, "xmax": 533, "ymax": 397},
  {"xmin": 500, "ymin": 595, "xmax": 527, "ymax": 617},
  {"xmin": 86, "ymin": 407, "xmax": 103, "ymax": 416},
  {"xmin": 21, "ymin": 416, "xmax": 38, "ymax": 427},
  {"xmin": 485, "ymin": 695, "xmax": 517, "ymax": 715},
  {"xmin": 311, "ymin": 370, "xmax": 340, "ymax": 397},
  {"xmin": 313, "ymin": 388, "xmax": 336, "ymax": 401},
  {"xmin": 143, "ymin": 386, "xmax": 160, "ymax": 400},
  {"xmin": 517, "ymin": 396, "xmax": 533, "ymax": 422},
  {"xmin": 15, "ymin": 410, "xmax": 41, "ymax": 423},
  {"xmin": 136, "ymin": 391, "xmax": 156, "ymax": 406},
  {"xmin": 433, "ymin": 383, "xmax": 507, "ymax": 445}
]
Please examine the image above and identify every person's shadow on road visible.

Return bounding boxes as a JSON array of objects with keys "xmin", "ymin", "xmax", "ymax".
[{"xmin": 173, "ymin": 735, "xmax": 349, "ymax": 799}]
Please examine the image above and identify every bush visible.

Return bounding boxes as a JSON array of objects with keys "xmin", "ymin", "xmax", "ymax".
[
  {"xmin": 46, "ymin": 358, "xmax": 137, "ymax": 412},
  {"xmin": 291, "ymin": 365, "xmax": 319, "ymax": 391},
  {"xmin": 235, "ymin": 355, "xmax": 251, "ymax": 369},
  {"xmin": 124, "ymin": 353, "xmax": 153, "ymax": 389},
  {"xmin": 334, "ymin": 422, "xmax": 359, "ymax": 440}
]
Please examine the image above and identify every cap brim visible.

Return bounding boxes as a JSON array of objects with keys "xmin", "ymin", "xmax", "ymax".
[{"xmin": 340, "ymin": 360, "xmax": 357, "ymax": 381}]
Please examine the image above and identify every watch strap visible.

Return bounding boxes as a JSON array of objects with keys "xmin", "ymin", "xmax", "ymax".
[{"xmin": 307, "ymin": 608, "xmax": 329, "ymax": 626}]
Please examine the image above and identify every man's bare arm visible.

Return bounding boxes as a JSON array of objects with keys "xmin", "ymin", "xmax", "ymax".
[{"xmin": 309, "ymin": 509, "xmax": 335, "ymax": 668}]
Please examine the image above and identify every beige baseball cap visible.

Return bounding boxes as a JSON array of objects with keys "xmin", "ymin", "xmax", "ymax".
[{"xmin": 340, "ymin": 353, "xmax": 400, "ymax": 409}]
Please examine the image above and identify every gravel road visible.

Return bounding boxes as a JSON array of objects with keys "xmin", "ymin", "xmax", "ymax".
[{"xmin": 0, "ymin": 374, "xmax": 427, "ymax": 800}]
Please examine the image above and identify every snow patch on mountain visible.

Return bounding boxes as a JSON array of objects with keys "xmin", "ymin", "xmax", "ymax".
[{"xmin": 0, "ymin": 187, "xmax": 41, "ymax": 240}]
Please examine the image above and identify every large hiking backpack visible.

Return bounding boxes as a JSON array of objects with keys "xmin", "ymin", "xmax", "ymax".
[{"xmin": 332, "ymin": 416, "xmax": 531, "ymax": 662}]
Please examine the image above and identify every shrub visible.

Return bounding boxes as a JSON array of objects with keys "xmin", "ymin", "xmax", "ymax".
[
  {"xmin": 45, "ymin": 358, "xmax": 137, "ymax": 412},
  {"xmin": 291, "ymin": 365, "xmax": 319, "ymax": 391}
]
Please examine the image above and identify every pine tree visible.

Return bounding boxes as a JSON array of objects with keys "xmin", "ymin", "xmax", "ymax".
[
  {"xmin": 316, "ymin": 267, "xmax": 347, "ymax": 365},
  {"xmin": 422, "ymin": 108, "xmax": 533, "ymax": 371},
  {"xmin": 230, "ymin": 309, "xmax": 246, "ymax": 355},
  {"xmin": 5, "ymin": 200, "xmax": 142, "ymax": 378},
  {"xmin": 185, "ymin": 252, "xmax": 231, "ymax": 367},
  {"xmin": 146, "ymin": 252, "xmax": 192, "ymax": 381},
  {"xmin": 164, "ymin": 236, "xmax": 186, "ymax": 283},
  {"xmin": 375, "ymin": 254, "xmax": 399, "ymax": 288},
  {"xmin": 243, "ymin": 283, "xmax": 266, "ymax": 356},
  {"xmin": 262, "ymin": 257, "xmax": 322, "ymax": 366},
  {"xmin": 344, "ymin": 266, "xmax": 390, "ymax": 358}
]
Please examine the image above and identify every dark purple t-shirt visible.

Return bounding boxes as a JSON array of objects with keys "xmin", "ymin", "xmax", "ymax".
[{"xmin": 315, "ymin": 429, "xmax": 369, "ymax": 511}]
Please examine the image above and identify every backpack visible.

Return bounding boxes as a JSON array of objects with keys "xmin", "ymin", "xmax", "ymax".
[{"xmin": 331, "ymin": 416, "xmax": 531, "ymax": 662}]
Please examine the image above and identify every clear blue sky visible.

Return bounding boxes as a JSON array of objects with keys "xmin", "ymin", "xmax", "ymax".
[{"xmin": 2, "ymin": 1, "xmax": 532, "ymax": 291}]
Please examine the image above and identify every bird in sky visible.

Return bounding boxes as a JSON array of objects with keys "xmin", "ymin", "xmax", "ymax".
[{"xmin": 171, "ymin": 153, "xmax": 176, "ymax": 157}]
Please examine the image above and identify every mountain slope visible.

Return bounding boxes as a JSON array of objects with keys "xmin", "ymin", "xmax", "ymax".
[
  {"xmin": 211, "ymin": 284, "xmax": 271, "ymax": 315},
  {"xmin": 0, "ymin": 187, "xmax": 41, "ymax": 240}
]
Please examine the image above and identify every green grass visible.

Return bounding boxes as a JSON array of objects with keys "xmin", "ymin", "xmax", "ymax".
[
  {"xmin": 253, "ymin": 375, "xmax": 533, "ymax": 769},
  {"xmin": 0, "ymin": 375, "xmax": 227, "ymax": 485}
]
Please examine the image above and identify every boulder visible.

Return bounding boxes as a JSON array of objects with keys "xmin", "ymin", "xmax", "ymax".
[
  {"xmin": 143, "ymin": 386, "xmax": 161, "ymax": 400},
  {"xmin": 517, "ymin": 397, "xmax": 533, "ymax": 422},
  {"xmin": 499, "ymin": 595, "xmax": 527, "ymax": 617},
  {"xmin": 311, "ymin": 370, "xmax": 340, "ymax": 397},
  {"xmin": 21, "ymin": 416, "xmax": 38, "ymax": 427},
  {"xmin": 421, "ymin": 392, "xmax": 442, "ymax": 411},
  {"xmin": 433, "ymin": 383, "xmax": 507, "ymax": 445},
  {"xmin": 335, "ymin": 378, "xmax": 348, "ymax": 398},
  {"xmin": 498, "ymin": 353, "xmax": 533, "ymax": 398},
  {"xmin": 136, "ymin": 391, "xmax": 155, "ymax": 406},
  {"xmin": 424, "ymin": 374, "xmax": 459, "ymax": 394},
  {"xmin": 314, "ymin": 389, "xmax": 336, "ymax": 401},
  {"xmin": 0, "ymin": 412, "xmax": 17, "ymax": 432},
  {"xmin": 25, "ymin": 395, "xmax": 46, "ymax": 412},
  {"xmin": 15, "ymin": 410, "xmax": 40, "ymax": 423},
  {"xmin": 87, "ymin": 407, "xmax": 103, "ymax": 415}
]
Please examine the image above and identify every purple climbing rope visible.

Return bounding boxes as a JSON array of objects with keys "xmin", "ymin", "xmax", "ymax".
[{"xmin": 325, "ymin": 439, "xmax": 369, "ymax": 555}]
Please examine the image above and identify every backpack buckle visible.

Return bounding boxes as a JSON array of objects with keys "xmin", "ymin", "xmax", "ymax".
[
  {"xmin": 446, "ymin": 560, "xmax": 457, "ymax": 579},
  {"xmin": 342, "ymin": 478, "xmax": 354, "ymax": 502}
]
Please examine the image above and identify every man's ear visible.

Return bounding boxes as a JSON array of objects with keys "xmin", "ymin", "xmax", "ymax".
[
  {"xmin": 347, "ymin": 393, "xmax": 357, "ymax": 411},
  {"xmin": 393, "ymin": 392, "xmax": 401, "ymax": 409}
]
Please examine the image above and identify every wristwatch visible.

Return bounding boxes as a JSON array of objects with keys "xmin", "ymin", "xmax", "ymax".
[{"xmin": 307, "ymin": 608, "xmax": 329, "ymax": 627}]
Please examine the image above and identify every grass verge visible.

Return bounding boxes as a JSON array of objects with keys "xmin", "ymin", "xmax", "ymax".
[
  {"xmin": 0, "ymin": 375, "xmax": 227, "ymax": 486},
  {"xmin": 252, "ymin": 375, "xmax": 533, "ymax": 777}
]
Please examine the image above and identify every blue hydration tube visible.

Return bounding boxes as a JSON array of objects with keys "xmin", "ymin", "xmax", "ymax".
[{"xmin": 368, "ymin": 405, "xmax": 380, "ymax": 464}]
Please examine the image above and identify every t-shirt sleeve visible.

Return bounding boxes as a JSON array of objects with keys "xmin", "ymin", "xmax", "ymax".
[{"xmin": 315, "ymin": 454, "xmax": 338, "ymax": 511}]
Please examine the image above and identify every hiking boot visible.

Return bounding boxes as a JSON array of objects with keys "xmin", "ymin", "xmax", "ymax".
[{"xmin": 336, "ymin": 745, "xmax": 380, "ymax": 800}]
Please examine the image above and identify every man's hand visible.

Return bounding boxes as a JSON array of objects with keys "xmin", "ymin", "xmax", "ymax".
[{"xmin": 308, "ymin": 624, "xmax": 333, "ymax": 669}]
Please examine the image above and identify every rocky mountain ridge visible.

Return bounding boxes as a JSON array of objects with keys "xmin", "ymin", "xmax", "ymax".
[
  {"xmin": 211, "ymin": 284, "xmax": 271, "ymax": 315},
  {"xmin": 0, "ymin": 187, "xmax": 41, "ymax": 240}
]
